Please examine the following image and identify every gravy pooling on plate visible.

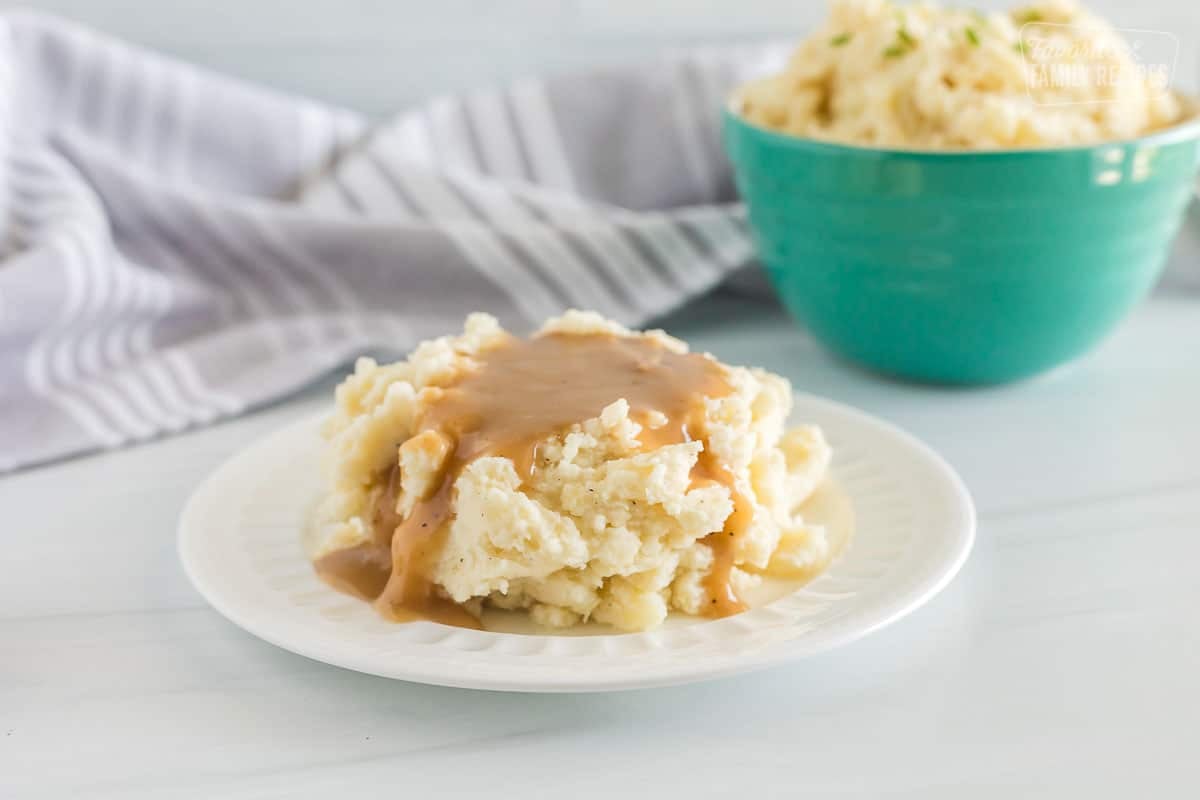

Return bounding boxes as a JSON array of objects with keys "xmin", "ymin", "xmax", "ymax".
[{"xmin": 312, "ymin": 311, "xmax": 837, "ymax": 632}]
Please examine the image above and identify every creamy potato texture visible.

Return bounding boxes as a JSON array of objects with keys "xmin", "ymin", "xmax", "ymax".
[
  {"xmin": 311, "ymin": 312, "xmax": 835, "ymax": 632},
  {"xmin": 739, "ymin": 0, "xmax": 1185, "ymax": 149}
]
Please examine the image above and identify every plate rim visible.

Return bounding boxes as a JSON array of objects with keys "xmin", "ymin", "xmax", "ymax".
[{"xmin": 178, "ymin": 392, "xmax": 975, "ymax": 692}]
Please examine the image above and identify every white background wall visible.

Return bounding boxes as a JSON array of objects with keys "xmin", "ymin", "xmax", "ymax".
[{"xmin": 14, "ymin": 0, "xmax": 1200, "ymax": 115}]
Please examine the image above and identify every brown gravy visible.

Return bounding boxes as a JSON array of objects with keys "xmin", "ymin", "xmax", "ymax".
[{"xmin": 314, "ymin": 331, "xmax": 753, "ymax": 627}]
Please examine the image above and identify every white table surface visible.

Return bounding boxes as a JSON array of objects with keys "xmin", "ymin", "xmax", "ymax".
[{"xmin": 3, "ymin": 290, "xmax": 1199, "ymax": 798}]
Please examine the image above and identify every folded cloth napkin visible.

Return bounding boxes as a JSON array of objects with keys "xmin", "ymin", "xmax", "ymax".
[{"xmin": 0, "ymin": 12, "xmax": 793, "ymax": 472}]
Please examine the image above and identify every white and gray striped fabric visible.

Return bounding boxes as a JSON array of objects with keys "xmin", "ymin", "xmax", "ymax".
[{"xmin": 0, "ymin": 12, "xmax": 792, "ymax": 472}]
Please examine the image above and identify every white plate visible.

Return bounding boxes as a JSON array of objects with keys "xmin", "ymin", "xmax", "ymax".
[{"xmin": 178, "ymin": 394, "xmax": 974, "ymax": 692}]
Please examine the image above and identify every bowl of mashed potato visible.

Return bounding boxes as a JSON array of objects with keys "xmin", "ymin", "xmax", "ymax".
[{"xmin": 724, "ymin": 0, "xmax": 1200, "ymax": 383}]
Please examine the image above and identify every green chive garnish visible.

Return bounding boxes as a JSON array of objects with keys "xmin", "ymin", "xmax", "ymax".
[
  {"xmin": 883, "ymin": 45, "xmax": 907, "ymax": 58},
  {"xmin": 965, "ymin": 27, "xmax": 980, "ymax": 46},
  {"xmin": 897, "ymin": 28, "xmax": 916, "ymax": 46},
  {"xmin": 830, "ymin": 32, "xmax": 853, "ymax": 46}
]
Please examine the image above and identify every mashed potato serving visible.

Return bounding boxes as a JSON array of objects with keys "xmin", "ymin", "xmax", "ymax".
[
  {"xmin": 310, "ymin": 311, "xmax": 839, "ymax": 632},
  {"xmin": 738, "ymin": 0, "xmax": 1185, "ymax": 149}
]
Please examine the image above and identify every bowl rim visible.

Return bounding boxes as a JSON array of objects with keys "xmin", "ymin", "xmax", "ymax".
[{"xmin": 723, "ymin": 92, "xmax": 1200, "ymax": 159}]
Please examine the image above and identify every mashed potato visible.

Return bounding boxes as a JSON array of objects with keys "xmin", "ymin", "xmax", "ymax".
[
  {"xmin": 738, "ymin": 0, "xmax": 1185, "ymax": 148},
  {"xmin": 310, "ymin": 311, "xmax": 836, "ymax": 632}
]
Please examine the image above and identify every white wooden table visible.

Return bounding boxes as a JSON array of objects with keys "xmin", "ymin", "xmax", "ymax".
[{"xmin": 3, "ymin": 290, "xmax": 1198, "ymax": 799}]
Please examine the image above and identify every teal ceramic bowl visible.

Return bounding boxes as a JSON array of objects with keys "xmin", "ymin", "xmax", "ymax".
[{"xmin": 723, "ymin": 105, "xmax": 1200, "ymax": 383}]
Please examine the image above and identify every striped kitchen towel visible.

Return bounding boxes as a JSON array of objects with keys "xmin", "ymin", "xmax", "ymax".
[{"xmin": 0, "ymin": 11, "xmax": 791, "ymax": 471}]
